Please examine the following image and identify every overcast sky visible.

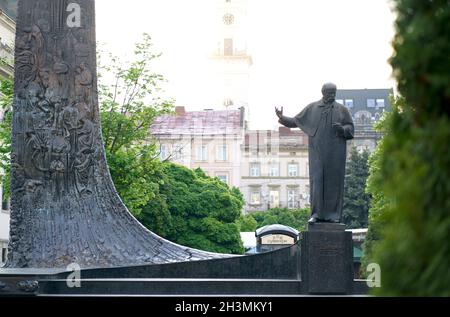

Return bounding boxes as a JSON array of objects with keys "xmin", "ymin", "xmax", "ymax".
[{"xmin": 96, "ymin": 0, "xmax": 396, "ymax": 130}]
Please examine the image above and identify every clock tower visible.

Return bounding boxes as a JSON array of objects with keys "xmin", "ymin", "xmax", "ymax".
[{"xmin": 209, "ymin": 0, "xmax": 252, "ymax": 112}]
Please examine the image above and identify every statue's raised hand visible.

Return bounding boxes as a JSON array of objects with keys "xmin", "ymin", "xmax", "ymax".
[{"xmin": 275, "ymin": 107, "xmax": 284, "ymax": 119}]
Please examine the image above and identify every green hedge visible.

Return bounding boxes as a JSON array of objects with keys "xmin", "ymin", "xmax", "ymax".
[{"xmin": 366, "ymin": 0, "xmax": 450, "ymax": 296}]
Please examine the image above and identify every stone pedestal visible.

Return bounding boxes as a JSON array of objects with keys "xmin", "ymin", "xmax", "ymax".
[{"xmin": 301, "ymin": 223, "xmax": 353, "ymax": 295}]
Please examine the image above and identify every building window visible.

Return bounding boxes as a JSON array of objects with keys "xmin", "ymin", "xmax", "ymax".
[
  {"xmin": 269, "ymin": 164, "xmax": 279, "ymax": 177},
  {"xmin": 217, "ymin": 145, "xmax": 228, "ymax": 161},
  {"xmin": 376, "ymin": 99, "xmax": 385, "ymax": 108},
  {"xmin": 217, "ymin": 174, "xmax": 228, "ymax": 184},
  {"xmin": 196, "ymin": 145, "xmax": 208, "ymax": 161},
  {"xmin": 367, "ymin": 99, "xmax": 376, "ymax": 108},
  {"xmin": 250, "ymin": 190, "xmax": 261, "ymax": 205},
  {"xmin": 269, "ymin": 190, "xmax": 280, "ymax": 209},
  {"xmin": 336, "ymin": 99, "xmax": 344, "ymax": 105},
  {"xmin": 224, "ymin": 38, "xmax": 233, "ymax": 56},
  {"xmin": 288, "ymin": 164, "xmax": 298, "ymax": 177},
  {"xmin": 250, "ymin": 163, "xmax": 261, "ymax": 177},
  {"xmin": 160, "ymin": 144, "xmax": 167, "ymax": 161},
  {"xmin": 288, "ymin": 189, "xmax": 299, "ymax": 209},
  {"xmin": 345, "ymin": 99, "xmax": 354, "ymax": 108}
]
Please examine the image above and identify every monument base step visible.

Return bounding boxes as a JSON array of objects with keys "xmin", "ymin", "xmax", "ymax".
[
  {"xmin": 1, "ymin": 275, "xmax": 369, "ymax": 296},
  {"xmin": 37, "ymin": 278, "xmax": 303, "ymax": 296}
]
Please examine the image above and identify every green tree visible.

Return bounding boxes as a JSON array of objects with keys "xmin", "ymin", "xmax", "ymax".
[
  {"xmin": 361, "ymin": 108, "xmax": 393, "ymax": 277},
  {"xmin": 98, "ymin": 33, "xmax": 173, "ymax": 216},
  {"xmin": 239, "ymin": 208, "xmax": 310, "ymax": 232},
  {"xmin": 342, "ymin": 147, "xmax": 371, "ymax": 229},
  {"xmin": 140, "ymin": 163, "xmax": 245, "ymax": 255},
  {"xmin": 237, "ymin": 214, "xmax": 258, "ymax": 232},
  {"xmin": 367, "ymin": 0, "xmax": 450, "ymax": 296},
  {"xmin": 0, "ymin": 74, "xmax": 13, "ymax": 200}
]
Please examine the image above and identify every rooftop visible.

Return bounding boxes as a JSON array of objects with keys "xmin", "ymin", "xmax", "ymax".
[
  {"xmin": 336, "ymin": 88, "xmax": 393, "ymax": 116},
  {"xmin": 151, "ymin": 107, "xmax": 244, "ymax": 136}
]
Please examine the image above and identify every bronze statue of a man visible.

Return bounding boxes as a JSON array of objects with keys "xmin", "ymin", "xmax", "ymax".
[{"xmin": 276, "ymin": 83, "xmax": 354, "ymax": 224}]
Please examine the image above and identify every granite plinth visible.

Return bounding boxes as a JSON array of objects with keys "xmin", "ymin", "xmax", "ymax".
[{"xmin": 301, "ymin": 223, "xmax": 353, "ymax": 295}]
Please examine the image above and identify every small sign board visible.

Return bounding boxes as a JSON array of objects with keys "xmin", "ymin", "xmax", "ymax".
[{"xmin": 261, "ymin": 234, "xmax": 295, "ymax": 245}]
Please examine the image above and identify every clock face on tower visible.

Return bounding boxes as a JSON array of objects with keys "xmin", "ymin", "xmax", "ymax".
[{"xmin": 223, "ymin": 13, "xmax": 235, "ymax": 25}]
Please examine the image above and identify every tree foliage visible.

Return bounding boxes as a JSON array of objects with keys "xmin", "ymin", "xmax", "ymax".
[
  {"xmin": 98, "ymin": 34, "xmax": 173, "ymax": 216},
  {"xmin": 238, "ymin": 208, "xmax": 310, "ymax": 233},
  {"xmin": 237, "ymin": 214, "xmax": 258, "ymax": 232},
  {"xmin": 390, "ymin": 0, "xmax": 450, "ymax": 121},
  {"xmin": 0, "ymin": 74, "xmax": 13, "ymax": 200},
  {"xmin": 342, "ymin": 147, "xmax": 371, "ymax": 229},
  {"xmin": 139, "ymin": 163, "xmax": 245, "ymax": 255},
  {"xmin": 361, "ymin": 107, "xmax": 394, "ymax": 278},
  {"xmin": 367, "ymin": 0, "xmax": 450, "ymax": 296}
]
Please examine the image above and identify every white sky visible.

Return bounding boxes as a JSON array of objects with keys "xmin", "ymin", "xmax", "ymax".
[{"xmin": 96, "ymin": 0, "xmax": 396, "ymax": 130}]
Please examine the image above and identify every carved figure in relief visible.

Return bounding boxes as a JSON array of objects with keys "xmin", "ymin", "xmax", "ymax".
[
  {"xmin": 39, "ymin": 68, "xmax": 62, "ymax": 103},
  {"xmin": 50, "ymin": 129, "xmax": 71, "ymax": 200},
  {"xmin": 73, "ymin": 149, "xmax": 93, "ymax": 196},
  {"xmin": 26, "ymin": 86, "xmax": 50, "ymax": 130},
  {"xmin": 30, "ymin": 25, "xmax": 45, "ymax": 68},
  {"xmin": 35, "ymin": 93, "xmax": 53, "ymax": 127},
  {"xmin": 22, "ymin": 179, "xmax": 44, "ymax": 210},
  {"xmin": 15, "ymin": 24, "xmax": 45, "ymax": 88},
  {"xmin": 77, "ymin": 104, "xmax": 94, "ymax": 151},
  {"xmin": 15, "ymin": 34, "xmax": 37, "ymax": 87},
  {"xmin": 26, "ymin": 131, "xmax": 49, "ymax": 174},
  {"xmin": 75, "ymin": 62, "xmax": 93, "ymax": 103},
  {"xmin": 62, "ymin": 102, "xmax": 80, "ymax": 132},
  {"xmin": 52, "ymin": 49, "xmax": 70, "ymax": 95},
  {"xmin": 51, "ymin": 96, "xmax": 68, "ymax": 130}
]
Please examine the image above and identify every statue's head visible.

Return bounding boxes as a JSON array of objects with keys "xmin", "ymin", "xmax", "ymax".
[{"xmin": 322, "ymin": 83, "xmax": 337, "ymax": 104}]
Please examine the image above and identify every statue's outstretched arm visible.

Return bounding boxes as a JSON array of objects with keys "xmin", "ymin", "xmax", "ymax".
[{"xmin": 279, "ymin": 115, "xmax": 298, "ymax": 128}]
